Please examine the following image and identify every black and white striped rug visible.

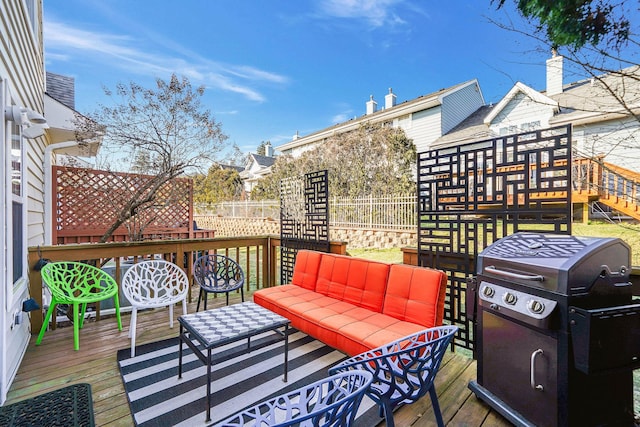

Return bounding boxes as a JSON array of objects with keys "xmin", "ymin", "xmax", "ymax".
[{"xmin": 117, "ymin": 330, "xmax": 382, "ymax": 426}]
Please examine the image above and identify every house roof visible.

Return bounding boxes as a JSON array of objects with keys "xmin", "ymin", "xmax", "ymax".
[
  {"xmin": 239, "ymin": 153, "xmax": 276, "ymax": 180},
  {"xmin": 44, "ymin": 93, "xmax": 102, "ymax": 155},
  {"xmin": 249, "ymin": 153, "xmax": 276, "ymax": 168},
  {"xmin": 277, "ymin": 79, "xmax": 481, "ymax": 153},
  {"xmin": 218, "ymin": 163, "xmax": 245, "ymax": 173},
  {"xmin": 431, "ymin": 105, "xmax": 496, "ymax": 147},
  {"xmin": 483, "ymin": 82, "xmax": 558, "ymax": 125},
  {"xmin": 433, "ymin": 64, "xmax": 640, "ymax": 148},
  {"xmin": 549, "ymin": 65, "xmax": 640, "ymax": 126}
]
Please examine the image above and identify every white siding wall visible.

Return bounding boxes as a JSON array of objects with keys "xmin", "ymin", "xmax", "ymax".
[
  {"xmin": 577, "ymin": 118, "xmax": 640, "ymax": 172},
  {"xmin": 290, "ymin": 141, "xmax": 321, "ymax": 158},
  {"xmin": 403, "ymin": 107, "xmax": 442, "ymax": 154},
  {"xmin": 0, "ymin": 0, "xmax": 45, "ymax": 404},
  {"xmin": 441, "ymin": 82, "xmax": 484, "ymax": 134},
  {"xmin": 27, "ymin": 138, "xmax": 46, "ymax": 245},
  {"xmin": 489, "ymin": 92, "xmax": 555, "ymax": 133}
]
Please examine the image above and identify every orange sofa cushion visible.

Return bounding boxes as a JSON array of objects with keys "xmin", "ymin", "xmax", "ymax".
[
  {"xmin": 290, "ymin": 250, "xmax": 323, "ymax": 290},
  {"xmin": 382, "ymin": 263, "xmax": 447, "ymax": 328},
  {"xmin": 253, "ymin": 285, "xmax": 428, "ymax": 356},
  {"xmin": 315, "ymin": 253, "xmax": 389, "ymax": 312}
]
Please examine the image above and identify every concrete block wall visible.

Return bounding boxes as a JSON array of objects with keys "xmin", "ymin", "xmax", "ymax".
[
  {"xmin": 195, "ymin": 215, "xmax": 417, "ymax": 249},
  {"xmin": 195, "ymin": 216, "xmax": 279, "ymax": 237}
]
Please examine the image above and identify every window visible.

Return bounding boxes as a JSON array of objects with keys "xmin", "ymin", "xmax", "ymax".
[
  {"xmin": 520, "ymin": 121, "xmax": 541, "ymax": 132},
  {"xmin": 499, "ymin": 125, "xmax": 517, "ymax": 136},
  {"xmin": 499, "ymin": 121, "xmax": 541, "ymax": 136},
  {"xmin": 9, "ymin": 119, "xmax": 25, "ymax": 286}
]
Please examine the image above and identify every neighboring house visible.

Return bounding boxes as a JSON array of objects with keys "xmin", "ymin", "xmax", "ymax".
[
  {"xmin": 435, "ymin": 54, "xmax": 640, "ymax": 168},
  {"xmin": 240, "ymin": 146, "xmax": 276, "ymax": 197},
  {"xmin": 433, "ymin": 53, "xmax": 640, "ymax": 219},
  {"xmin": 277, "ymin": 82, "xmax": 485, "ymax": 157},
  {"xmin": 217, "ymin": 163, "xmax": 244, "ymax": 174},
  {"xmin": 0, "ymin": 2, "xmax": 95, "ymax": 404}
]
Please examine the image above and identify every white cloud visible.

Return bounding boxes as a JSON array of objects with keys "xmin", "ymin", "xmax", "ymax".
[
  {"xmin": 317, "ymin": 0, "xmax": 408, "ymax": 28},
  {"xmin": 331, "ymin": 113, "xmax": 349, "ymax": 123},
  {"xmin": 44, "ymin": 19, "xmax": 288, "ymax": 102}
]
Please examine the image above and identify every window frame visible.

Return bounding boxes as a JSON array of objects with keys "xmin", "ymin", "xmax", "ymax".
[
  {"xmin": 10, "ymin": 118, "xmax": 26, "ymax": 290},
  {"xmin": 2, "ymin": 82, "xmax": 28, "ymax": 310}
]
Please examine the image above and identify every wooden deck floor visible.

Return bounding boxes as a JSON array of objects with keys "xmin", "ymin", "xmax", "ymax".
[{"xmin": 6, "ymin": 290, "xmax": 511, "ymax": 427}]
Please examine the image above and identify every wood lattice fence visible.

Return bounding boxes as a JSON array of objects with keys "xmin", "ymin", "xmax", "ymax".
[{"xmin": 52, "ymin": 166, "xmax": 213, "ymax": 244}]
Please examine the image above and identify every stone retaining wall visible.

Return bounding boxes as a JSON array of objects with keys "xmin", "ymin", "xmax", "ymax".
[
  {"xmin": 195, "ymin": 215, "xmax": 417, "ymax": 249},
  {"xmin": 195, "ymin": 216, "xmax": 279, "ymax": 237}
]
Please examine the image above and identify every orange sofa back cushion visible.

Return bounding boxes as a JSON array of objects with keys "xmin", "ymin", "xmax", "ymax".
[
  {"xmin": 315, "ymin": 253, "xmax": 390, "ymax": 312},
  {"xmin": 290, "ymin": 250, "xmax": 323, "ymax": 290},
  {"xmin": 382, "ymin": 264, "xmax": 447, "ymax": 327}
]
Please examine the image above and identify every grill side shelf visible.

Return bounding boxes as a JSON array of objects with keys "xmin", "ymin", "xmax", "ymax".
[{"xmin": 569, "ymin": 304, "xmax": 640, "ymax": 374}]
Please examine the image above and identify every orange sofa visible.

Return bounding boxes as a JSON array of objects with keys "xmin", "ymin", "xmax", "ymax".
[{"xmin": 253, "ymin": 250, "xmax": 448, "ymax": 356}]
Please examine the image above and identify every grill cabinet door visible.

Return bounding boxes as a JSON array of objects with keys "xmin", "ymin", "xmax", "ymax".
[{"xmin": 482, "ymin": 311, "xmax": 558, "ymax": 427}]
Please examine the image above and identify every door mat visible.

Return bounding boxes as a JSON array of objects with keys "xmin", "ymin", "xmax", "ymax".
[{"xmin": 0, "ymin": 382, "xmax": 94, "ymax": 427}]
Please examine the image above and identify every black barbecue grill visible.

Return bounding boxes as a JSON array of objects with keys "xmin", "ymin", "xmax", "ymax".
[{"xmin": 468, "ymin": 232, "xmax": 640, "ymax": 427}]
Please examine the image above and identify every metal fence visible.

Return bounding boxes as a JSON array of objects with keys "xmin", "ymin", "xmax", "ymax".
[
  {"xmin": 197, "ymin": 200, "xmax": 280, "ymax": 219},
  {"xmin": 330, "ymin": 194, "xmax": 415, "ymax": 230},
  {"xmin": 202, "ymin": 194, "xmax": 416, "ymax": 230}
]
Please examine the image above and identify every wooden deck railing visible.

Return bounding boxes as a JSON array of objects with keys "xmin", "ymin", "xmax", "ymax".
[{"xmin": 28, "ymin": 236, "xmax": 347, "ymax": 334}]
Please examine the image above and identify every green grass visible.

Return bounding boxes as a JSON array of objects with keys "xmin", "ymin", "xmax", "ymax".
[
  {"xmin": 573, "ymin": 221, "xmax": 640, "ymax": 266},
  {"xmin": 348, "ymin": 221, "xmax": 640, "ymax": 266},
  {"xmin": 347, "ymin": 247, "xmax": 403, "ymax": 263}
]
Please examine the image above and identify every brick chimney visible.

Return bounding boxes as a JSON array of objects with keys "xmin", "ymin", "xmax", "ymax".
[
  {"xmin": 366, "ymin": 95, "xmax": 377, "ymax": 115},
  {"xmin": 546, "ymin": 50, "xmax": 564, "ymax": 96},
  {"xmin": 385, "ymin": 88, "xmax": 397, "ymax": 109}
]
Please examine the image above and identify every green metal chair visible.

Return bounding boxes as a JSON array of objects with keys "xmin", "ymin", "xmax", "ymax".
[{"xmin": 36, "ymin": 261, "xmax": 123, "ymax": 350}]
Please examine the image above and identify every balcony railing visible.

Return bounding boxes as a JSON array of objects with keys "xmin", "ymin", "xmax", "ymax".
[{"xmin": 28, "ymin": 236, "xmax": 347, "ymax": 333}]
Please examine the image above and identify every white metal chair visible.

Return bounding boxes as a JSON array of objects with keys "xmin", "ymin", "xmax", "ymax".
[{"xmin": 121, "ymin": 260, "xmax": 189, "ymax": 357}]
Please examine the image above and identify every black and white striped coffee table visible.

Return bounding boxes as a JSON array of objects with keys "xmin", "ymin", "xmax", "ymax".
[{"xmin": 177, "ymin": 301, "xmax": 290, "ymax": 422}]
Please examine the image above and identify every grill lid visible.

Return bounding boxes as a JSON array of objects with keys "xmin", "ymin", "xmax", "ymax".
[{"xmin": 477, "ymin": 232, "xmax": 631, "ymax": 295}]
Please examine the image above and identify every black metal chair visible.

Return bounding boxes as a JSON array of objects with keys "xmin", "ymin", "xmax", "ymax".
[
  {"xmin": 329, "ymin": 325, "xmax": 458, "ymax": 427},
  {"xmin": 193, "ymin": 254, "xmax": 245, "ymax": 311}
]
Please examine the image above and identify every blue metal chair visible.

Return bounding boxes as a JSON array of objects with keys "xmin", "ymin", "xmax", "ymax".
[
  {"xmin": 213, "ymin": 370, "xmax": 373, "ymax": 427},
  {"xmin": 193, "ymin": 254, "xmax": 245, "ymax": 311},
  {"xmin": 329, "ymin": 325, "xmax": 458, "ymax": 427}
]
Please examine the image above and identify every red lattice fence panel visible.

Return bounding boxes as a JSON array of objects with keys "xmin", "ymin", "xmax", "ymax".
[{"xmin": 52, "ymin": 166, "xmax": 213, "ymax": 244}]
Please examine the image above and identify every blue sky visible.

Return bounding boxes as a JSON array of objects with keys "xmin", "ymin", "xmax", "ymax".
[{"xmin": 44, "ymin": 1, "xmax": 580, "ymax": 160}]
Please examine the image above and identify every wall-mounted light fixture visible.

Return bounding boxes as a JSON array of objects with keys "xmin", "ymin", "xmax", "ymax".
[{"xmin": 5, "ymin": 105, "xmax": 48, "ymax": 138}]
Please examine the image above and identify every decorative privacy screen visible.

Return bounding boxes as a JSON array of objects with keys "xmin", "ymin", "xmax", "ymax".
[
  {"xmin": 280, "ymin": 170, "xmax": 330, "ymax": 284},
  {"xmin": 417, "ymin": 125, "xmax": 572, "ymax": 350}
]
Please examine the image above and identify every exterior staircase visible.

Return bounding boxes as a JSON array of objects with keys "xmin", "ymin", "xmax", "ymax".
[{"xmin": 573, "ymin": 157, "xmax": 640, "ymax": 221}]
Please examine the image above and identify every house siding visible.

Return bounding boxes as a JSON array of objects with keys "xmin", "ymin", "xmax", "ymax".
[
  {"xmin": 576, "ymin": 117, "xmax": 640, "ymax": 172},
  {"xmin": 405, "ymin": 107, "xmax": 442, "ymax": 153},
  {"xmin": 0, "ymin": 0, "xmax": 46, "ymax": 404},
  {"xmin": 488, "ymin": 92, "xmax": 555, "ymax": 133},
  {"xmin": 441, "ymin": 82, "xmax": 484, "ymax": 135}
]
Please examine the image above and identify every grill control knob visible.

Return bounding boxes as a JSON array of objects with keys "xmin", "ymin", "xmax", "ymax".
[
  {"xmin": 481, "ymin": 285, "xmax": 495, "ymax": 298},
  {"xmin": 502, "ymin": 292, "xmax": 517, "ymax": 305},
  {"xmin": 527, "ymin": 299, "xmax": 545, "ymax": 314}
]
